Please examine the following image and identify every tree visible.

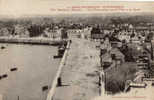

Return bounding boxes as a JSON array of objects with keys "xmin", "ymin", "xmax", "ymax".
[{"xmin": 28, "ymin": 25, "xmax": 45, "ymax": 37}]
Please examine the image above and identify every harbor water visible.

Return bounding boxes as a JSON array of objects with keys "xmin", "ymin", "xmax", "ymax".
[{"xmin": 0, "ymin": 43, "xmax": 61, "ymax": 100}]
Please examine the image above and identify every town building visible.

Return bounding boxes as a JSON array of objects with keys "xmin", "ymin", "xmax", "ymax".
[{"xmin": 110, "ymin": 48, "xmax": 125, "ymax": 64}]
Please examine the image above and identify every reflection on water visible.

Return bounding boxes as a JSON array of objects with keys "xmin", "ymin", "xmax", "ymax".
[{"xmin": 0, "ymin": 43, "xmax": 61, "ymax": 100}]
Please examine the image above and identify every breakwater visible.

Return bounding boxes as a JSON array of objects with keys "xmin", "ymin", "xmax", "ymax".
[{"xmin": 0, "ymin": 37, "xmax": 64, "ymax": 46}]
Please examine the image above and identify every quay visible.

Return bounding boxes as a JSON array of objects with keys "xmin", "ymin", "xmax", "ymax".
[
  {"xmin": 48, "ymin": 37, "xmax": 100, "ymax": 100},
  {"xmin": 46, "ymin": 40, "xmax": 71, "ymax": 100},
  {"xmin": 0, "ymin": 37, "xmax": 64, "ymax": 45}
]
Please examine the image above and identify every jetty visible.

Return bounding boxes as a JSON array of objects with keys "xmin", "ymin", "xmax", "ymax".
[{"xmin": 0, "ymin": 37, "xmax": 64, "ymax": 45}]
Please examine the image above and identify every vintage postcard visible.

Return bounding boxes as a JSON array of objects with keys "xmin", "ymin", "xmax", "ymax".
[{"xmin": 0, "ymin": 0, "xmax": 154, "ymax": 100}]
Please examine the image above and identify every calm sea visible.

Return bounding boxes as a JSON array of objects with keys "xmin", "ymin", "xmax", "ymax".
[{"xmin": 0, "ymin": 43, "xmax": 61, "ymax": 100}]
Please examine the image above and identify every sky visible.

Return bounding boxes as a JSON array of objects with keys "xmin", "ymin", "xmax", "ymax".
[{"xmin": 0, "ymin": 0, "xmax": 154, "ymax": 17}]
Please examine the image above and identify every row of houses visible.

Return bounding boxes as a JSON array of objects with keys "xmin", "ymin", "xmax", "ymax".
[
  {"xmin": 0, "ymin": 25, "xmax": 69, "ymax": 40},
  {"xmin": 67, "ymin": 27, "xmax": 91, "ymax": 38},
  {"xmin": 100, "ymin": 37, "xmax": 125, "ymax": 70},
  {"xmin": 90, "ymin": 23, "xmax": 154, "ymax": 44}
]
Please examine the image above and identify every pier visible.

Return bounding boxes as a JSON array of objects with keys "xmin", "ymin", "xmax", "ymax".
[{"xmin": 0, "ymin": 37, "xmax": 64, "ymax": 46}]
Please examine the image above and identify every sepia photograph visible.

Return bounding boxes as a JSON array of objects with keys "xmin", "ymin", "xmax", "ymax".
[{"xmin": 0, "ymin": 0, "xmax": 154, "ymax": 100}]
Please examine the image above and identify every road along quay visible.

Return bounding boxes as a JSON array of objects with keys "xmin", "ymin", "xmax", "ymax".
[{"xmin": 50, "ymin": 38, "xmax": 100, "ymax": 100}]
